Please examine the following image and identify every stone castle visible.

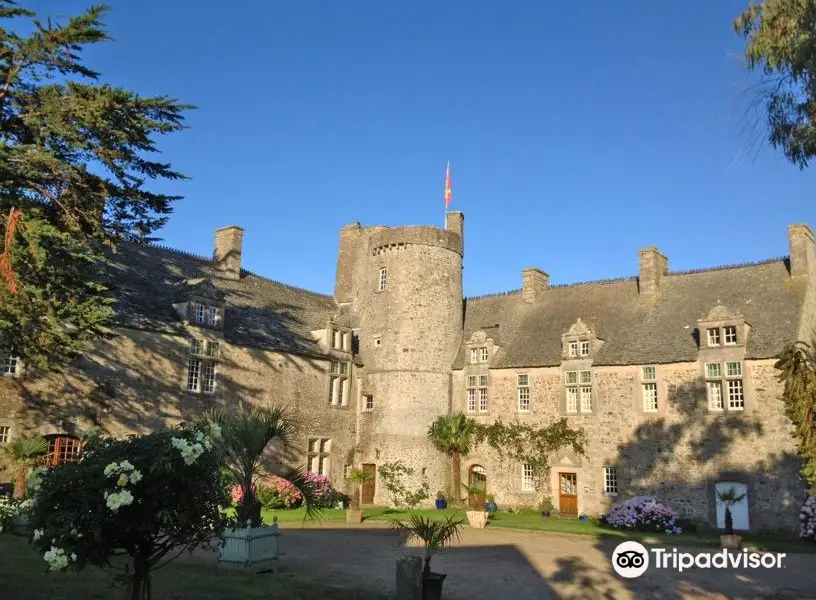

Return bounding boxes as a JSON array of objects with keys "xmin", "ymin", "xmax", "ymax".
[{"xmin": 1, "ymin": 211, "xmax": 812, "ymax": 535}]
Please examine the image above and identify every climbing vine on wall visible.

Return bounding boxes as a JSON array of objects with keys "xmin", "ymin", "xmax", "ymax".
[{"xmin": 473, "ymin": 418, "xmax": 586, "ymax": 476}]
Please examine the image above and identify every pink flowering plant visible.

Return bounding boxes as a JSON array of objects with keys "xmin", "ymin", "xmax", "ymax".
[
  {"xmin": 603, "ymin": 495, "xmax": 683, "ymax": 535},
  {"xmin": 257, "ymin": 476, "xmax": 303, "ymax": 509},
  {"xmin": 303, "ymin": 472, "xmax": 335, "ymax": 507}
]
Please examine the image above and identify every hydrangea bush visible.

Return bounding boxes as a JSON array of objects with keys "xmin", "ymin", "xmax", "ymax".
[
  {"xmin": 603, "ymin": 495, "xmax": 683, "ymax": 535},
  {"xmin": 800, "ymin": 494, "xmax": 816, "ymax": 539},
  {"xmin": 27, "ymin": 420, "xmax": 230, "ymax": 600},
  {"xmin": 303, "ymin": 472, "xmax": 334, "ymax": 506},
  {"xmin": 0, "ymin": 496, "xmax": 30, "ymax": 530},
  {"xmin": 258, "ymin": 476, "xmax": 303, "ymax": 509}
]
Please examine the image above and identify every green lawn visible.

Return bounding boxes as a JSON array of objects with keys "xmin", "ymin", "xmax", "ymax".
[
  {"xmin": 0, "ymin": 534, "xmax": 390, "ymax": 600},
  {"xmin": 262, "ymin": 505, "xmax": 816, "ymax": 554}
]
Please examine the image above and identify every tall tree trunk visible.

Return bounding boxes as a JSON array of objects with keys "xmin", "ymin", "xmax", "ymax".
[
  {"xmin": 13, "ymin": 467, "xmax": 26, "ymax": 499},
  {"xmin": 127, "ymin": 554, "xmax": 151, "ymax": 600},
  {"xmin": 451, "ymin": 450, "xmax": 461, "ymax": 504}
]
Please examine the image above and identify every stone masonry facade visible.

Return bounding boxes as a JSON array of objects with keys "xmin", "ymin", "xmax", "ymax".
[{"xmin": 1, "ymin": 212, "xmax": 814, "ymax": 536}]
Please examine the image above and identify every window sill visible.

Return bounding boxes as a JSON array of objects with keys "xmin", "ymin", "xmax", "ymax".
[
  {"xmin": 603, "ymin": 492, "xmax": 618, "ymax": 497},
  {"xmin": 329, "ymin": 404, "xmax": 351, "ymax": 410}
]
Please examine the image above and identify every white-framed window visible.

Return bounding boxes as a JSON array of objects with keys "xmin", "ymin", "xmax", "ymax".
[
  {"xmin": 567, "ymin": 340, "xmax": 590, "ymax": 358},
  {"xmin": 521, "ymin": 463, "xmax": 535, "ymax": 492},
  {"xmin": 186, "ymin": 339, "xmax": 219, "ymax": 394},
  {"xmin": 378, "ymin": 267, "xmax": 387, "ymax": 291},
  {"xmin": 1, "ymin": 355, "xmax": 20, "ymax": 377},
  {"xmin": 0, "ymin": 425, "xmax": 9, "ymax": 445},
  {"xmin": 641, "ymin": 366, "xmax": 658, "ymax": 412},
  {"xmin": 603, "ymin": 467, "xmax": 618, "ymax": 495},
  {"xmin": 470, "ymin": 347, "xmax": 489, "ymax": 363},
  {"xmin": 329, "ymin": 361, "xmax": 350, "ymax": 406},
  {"xmin": 307, "ymin": 438, "xmax": 331, "ymax": 475},
  {"xmin": 331, "ymin": 329, "xmax": 351, "ymax": 351},
  {"xmin": 707, "ymin": 328, "xmax": 720, "ymax": 346},
  {"xmin": 724, "ymin": 325, "xmax": 738, "ymax": 345},
  {"xmin": 565, "ymin": 370, "xmax": 592, "ymax": 413},
  {"xmin": 191, "ymin": 303, "xmax": 218, "ymax": 326},
  {"xmin": 517, "ymin": 374, "xmax": 530, "ymax": 412},
  {"xmin": 363, "ymin": 395, "xmax": 374, "ymax": 411},
  {"xmin": 705, "ymin": 361, "xmax": 744, "ymax": 411},
  {"xmin": 466, "ymin": 375, "xmax": 489, "ymax": 412},
  {"xmin": 373, "ymin": 336, "xmax": 381, "ymax": 347}
]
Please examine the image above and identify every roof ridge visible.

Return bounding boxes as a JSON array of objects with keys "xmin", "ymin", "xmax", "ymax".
[
  {"xmin": 142, "ymin": 242, "xmax": 334, "ymax": 301},
  {"xmin": 668, "ymin": 256, "xmax": 789, "ymax": 277},
  {"xmin": 465, "ymin": 289, "xmax": 522, "ymax": 300}
]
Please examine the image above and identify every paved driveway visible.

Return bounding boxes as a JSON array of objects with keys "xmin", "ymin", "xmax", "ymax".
[{"xmin": 194, "ymin": 524, "xmax": 816, "ymax": 599}]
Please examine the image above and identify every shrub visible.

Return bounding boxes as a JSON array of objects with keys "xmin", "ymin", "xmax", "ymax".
[
  {"xmin": 27, "ymin": 420, "xmax": 230, "ymax": 600},
  {"xmin": 800, "ymin": 494, "xmax": 816, "ymax": 540},
  {"xmin": 378, "ymin": 460, "xmax": 429, "ymax": 509},
  {"xmin": 303, "ymin": 472, "xmax": 335, "ymax": 507},
  {"xmin": 0, "ymin": 496, "xmax": 29, "ymax": 530},
  {"xmin": 604, "ymin": 496, "xmax": 683, "ymax": 535},
  {"xmin": 262, "ymin": 475, "xmax": 303, "ymax": 508}
]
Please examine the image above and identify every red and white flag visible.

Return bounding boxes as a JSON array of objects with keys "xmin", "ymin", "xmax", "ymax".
[{"xmin": 444, "ymin": 161, "xmax": 452, "ymax": 208}]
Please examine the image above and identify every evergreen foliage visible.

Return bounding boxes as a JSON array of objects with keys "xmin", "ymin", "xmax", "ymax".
[
  {"xmin": 735, "ymin": 0, "xmax": 816, "ymax": 168},
  {"xmin": 0, "ymin": 1, "xmax": 191, "ymax": 369},
  {"xmin": 776, "ymin": 340, "xmax": 816, "ymax": 492}
]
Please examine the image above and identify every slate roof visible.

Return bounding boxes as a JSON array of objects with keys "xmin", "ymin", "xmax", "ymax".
[
  {"xmin": 104, "ymin": 243, "xmax": 338, "ymax": 357},
  {"xmin": 453, "ymin": 257, "xmax": 806, "ymax": 369}
]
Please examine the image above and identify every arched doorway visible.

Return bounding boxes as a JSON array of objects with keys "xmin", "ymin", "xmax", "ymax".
[{"xmin": 468, "ymin": 464, "xmax": 487, "ymax": 488}]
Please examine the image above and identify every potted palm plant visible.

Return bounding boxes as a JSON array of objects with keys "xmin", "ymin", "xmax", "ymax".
[
  {"xmin": 346, "ymin": 467, "xmax": 374, "ymax": 524},
  {"xmin": 717, "ymin": 486, "xmax": 746, "ymax": 549},
  {"xmin": 389, "ymin": 514, "xmax": 464, "ymax": 600},
  {"xmin": 204, "ymin": 405, "xmax": 321, "ymax": 570},
  {"xmin": 461, "ymin": 482, "xmax": 488, "ymax": 528}
]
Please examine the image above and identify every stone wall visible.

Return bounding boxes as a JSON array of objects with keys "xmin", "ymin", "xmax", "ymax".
[
  {"xmin": 351, "ymin": 226, "xmax": 463, "ymax": 506},
  {"xmin": 453, "ymin": 359, "xmax": 803, "ymax": 535},
  {"xmin": 0, "ymin": 326, "xmax": 358, "ymax": 492}
]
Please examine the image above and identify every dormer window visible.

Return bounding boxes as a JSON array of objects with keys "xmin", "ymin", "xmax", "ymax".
[
  {"xmin": 331, "ymin": 328, "xmax": 351, "ymax": 351},
  {"xmin": 191, "ymin": 302, "xmax": 218, "ymax": 327},
  {"xmin": 561, "ymin": 318, "xmax": 598, "ymax": 361},
  {"xmin": 470, "ymin": 347, "xmax": 489, "ymax": 363},
  {"xmin": 698, "ymin": 305, "xmax": 747, "ymax": 350}
]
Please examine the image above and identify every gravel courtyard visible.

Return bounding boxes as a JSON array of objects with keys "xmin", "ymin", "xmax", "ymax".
[{"xmin": 192, "ymin": 524, "xmax": 816, "ymax": 599}]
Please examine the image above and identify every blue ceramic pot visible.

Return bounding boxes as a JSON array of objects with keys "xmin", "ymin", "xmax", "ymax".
[
  {"xmin": 484, "ymin": 501, "xmax": 497, "ymax": 513},
  {"xmin": 435, "ymin": 498, "xmax": 447, "ymax": 510}
]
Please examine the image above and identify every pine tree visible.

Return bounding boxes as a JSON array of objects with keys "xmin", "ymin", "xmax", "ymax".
[{"xmin": 0, "ymin": 2, "xmax": 191, "ymax": 370}]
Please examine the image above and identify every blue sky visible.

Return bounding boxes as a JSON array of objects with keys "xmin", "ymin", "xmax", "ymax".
[{"xmin": 32, "ymin": 1, "xmax": 816, "ymax": 297}]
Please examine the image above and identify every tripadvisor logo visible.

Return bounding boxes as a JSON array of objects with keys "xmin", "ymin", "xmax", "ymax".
[{"xmin": 612, "ymin": 541, "xmax": 786, "ymax": 578}]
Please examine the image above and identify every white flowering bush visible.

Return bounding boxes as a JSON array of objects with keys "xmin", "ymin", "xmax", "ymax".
[
  {"xmin": 799, "ymin": 494, "xmax": 816, "ymax": 540},
  {"xmin": 0, "ymin": 495, "xmax": 28, "ymax": 530},
  {"xmin": 26, "ymin": 420, "xmax": 230, "ymax": 599}
]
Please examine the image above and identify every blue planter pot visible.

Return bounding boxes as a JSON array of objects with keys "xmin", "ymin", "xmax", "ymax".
[
  {"xmin": 435, "ymin": 498, "xmax": 447, "ymax": 510},
  {"xmin": 541, "ymin": 511, "xmax": 550, "ymax": 518},
  {"xmin": 484, "ymin": 502, "xmax": 497, "ymax": 513},
  {"xmin": 578, "ymin": 514, "xmax": 589, "ymax": 521}
]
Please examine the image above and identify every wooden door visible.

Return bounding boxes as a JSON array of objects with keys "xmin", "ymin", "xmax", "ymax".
[
  {"xmin": 361, "ymin": 463, "xmax": 376, "ymax": 505},
  {"xmin": 559, "ymin": 472, "xmax": 578, "ymax": 515}
]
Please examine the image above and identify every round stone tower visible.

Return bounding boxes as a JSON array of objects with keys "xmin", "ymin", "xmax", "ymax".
[{"xmin": 348, "ymin": 212, "xmax": 464, "ymax": 504}]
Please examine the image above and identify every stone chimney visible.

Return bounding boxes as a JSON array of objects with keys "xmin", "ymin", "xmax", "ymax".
[
  {"xmin": 522, "ymin": 267, "xmax": 549, "ymax": 303},
  {"xmin": 213, "ymin": 225, "xmax": 244, "ymax": 280},
  {"xmin": 334, "ymin": 223, "xmax": 362, "ymax": 303},
  {"xmin": 788, "ymin": 223, "xmax": 815, "ymax": 278},
  {"xmin": 446, "ymin": 211, "xmax": 464, "ymax": 255},
  {"xmin": 638, "ymin": 247, "xmax": 668, "ymax": 302}
]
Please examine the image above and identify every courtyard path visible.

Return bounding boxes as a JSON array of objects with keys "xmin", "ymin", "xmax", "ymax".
[{"xmin": 190, "ymin": 524, "xmax": 816, "ymax": 599}]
